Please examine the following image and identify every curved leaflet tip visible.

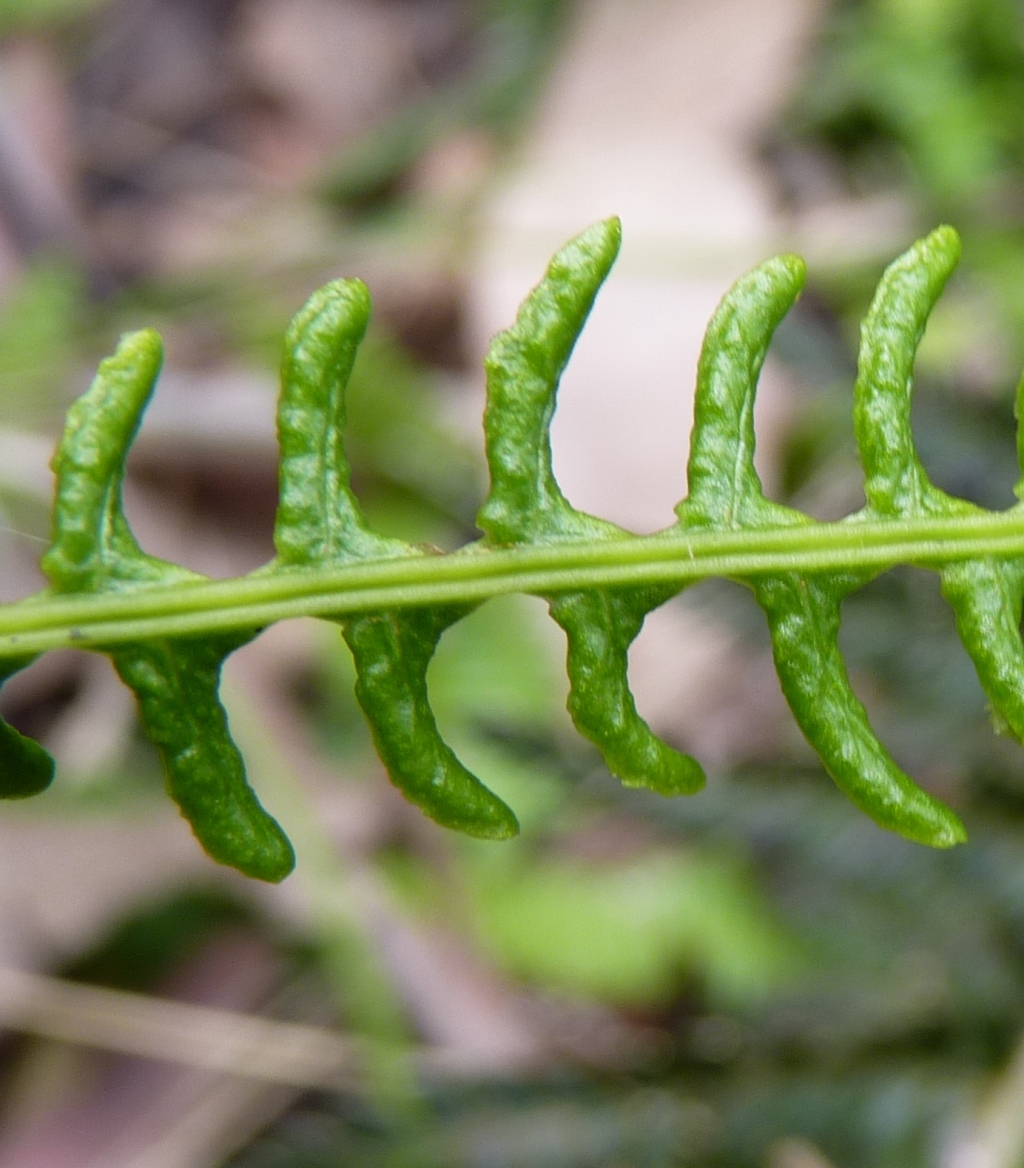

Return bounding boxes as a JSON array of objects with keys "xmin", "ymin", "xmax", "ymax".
[
  {"xmin": 44, "ymin": 329, "xmax": 164, "ymax": 591},
  {"xmin": 680, "ymin": 254, "xmax": 806, "ymax": 530},
  {"xmin": 273, "ymin": 280, "xmax": 518, "ymax": 837},
  {"xmin": 478, "ymin": 217, "xmax": 622, "ymax": 545},
  {"xmin": 344, "ymin": 608, "xmax": 519, "ymax": 838},
  {"xmin": 478, "ymin": 218, "xmax": 704, "ymax": 796},
  {"xmin": 274, "ymin": 278, "xmax": 391, "ymax": 565},
  {"xmin": 550, "ymin": 589, "xmax": 704, "ymax": 794},
  {"xmin": 853, "ymin": 226, "xmax": 962, "ymax": 519},
  {"xmin": 113, "ymin": 637, "xmax": 295, "ymax": 881},
  {"xmin": 756, "ymin": 575, "xmax": 965, "ymax": 848}
]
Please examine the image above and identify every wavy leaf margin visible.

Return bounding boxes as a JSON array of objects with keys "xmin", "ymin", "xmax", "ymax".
[{"xmin": 0, "ymin": 219, "xmax": 1019, "ymax": 875}]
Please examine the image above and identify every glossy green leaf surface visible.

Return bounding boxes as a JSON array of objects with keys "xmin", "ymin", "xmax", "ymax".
[
  {"xmin": 479, "ymin": 219, "xmax": 705, "ymax": 796},
  {"xmin": 42, "ymin": 331, "xmax": 293, "ymax": 881},
  {"xmin": 272, "ymin": 277, "xmax": 518, "ymax": 838},
  {"xmin": 679, "ymin": 240, "xmax": 965, "ymax": 846},
  {"xmin": 4, "ymin": 216, "xmax": 1024, "ymax": 873}
]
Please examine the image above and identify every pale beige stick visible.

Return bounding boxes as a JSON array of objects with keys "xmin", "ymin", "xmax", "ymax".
[{"xmin": 0, "ymin": 964, "xmax": 359, "ymax": 1090}]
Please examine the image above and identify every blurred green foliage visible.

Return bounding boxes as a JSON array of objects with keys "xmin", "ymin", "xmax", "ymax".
[
  {"xmin": 471, "ymin": 848, "xmax": 796, "ymax": 1008},
  {"xmin": 790, "ymin": 0, "xmax": 1024, "ymax": 208},
  {"xmin": 0, "ymin": 0, "xmax": 109, "ymax": 35},
  {"xmin": 781, "ymin": 0, "xmax": 1024, "ymax": 379},
  {"xmin": 62, "ymin": 887, "xmax": 258, "ymax": 994},
  {"xmin": 345, "ymin": 332, "xmax": 484, "ymax": 542},
  {"xmin": 0, "ymin": 253, "xmax": 85, "ymax": 423},
  {"xmin": 325, "ymin": 0, "xmax": 574, "ymax": 209}
]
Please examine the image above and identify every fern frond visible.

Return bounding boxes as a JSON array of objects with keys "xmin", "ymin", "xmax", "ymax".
[{"xmin": 1, "ymin": 218, "xmax": 1022, "ymax": 875}]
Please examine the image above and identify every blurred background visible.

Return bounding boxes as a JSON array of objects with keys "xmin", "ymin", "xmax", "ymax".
[{"xmin": 0, "ymin": 0, "xmax": 1023, "ymax": 1164}]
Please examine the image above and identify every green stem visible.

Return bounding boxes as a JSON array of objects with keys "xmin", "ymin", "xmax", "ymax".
[{"xmin": 3, "ymin": 509, "xmax": 1024, "ymax": 656}]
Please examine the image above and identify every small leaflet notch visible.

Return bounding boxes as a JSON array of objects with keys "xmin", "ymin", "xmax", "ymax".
[
  {"xmin": 676, "ymin": 245, "xmax": 964, "ymax": 847},
  {"xmin": 478, "ymin": 219, "xmax": 705, "ymax": 796},
  {"xmin": 273, "ymin": 280, "xmax": 519, "ymax": 837},
  {"xmin": 43, "ymin": 331, "xmax": 295, "ymax": 882}
]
